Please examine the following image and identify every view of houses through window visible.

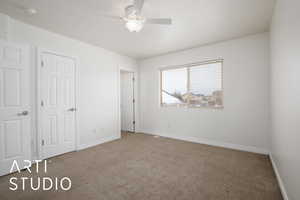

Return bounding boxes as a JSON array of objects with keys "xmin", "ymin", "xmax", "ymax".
[{"xmin": 161, "ymin": 60, "xmax": 223, "ymax": 108}]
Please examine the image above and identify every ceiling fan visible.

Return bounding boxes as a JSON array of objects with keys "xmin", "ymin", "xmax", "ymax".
[{"xmin": 104, "ymin": 0, "xmax": 172, "ymax": 32}]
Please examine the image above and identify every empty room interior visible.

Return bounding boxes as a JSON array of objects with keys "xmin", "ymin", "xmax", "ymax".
[{"xmin": 0, "ymin": 0, "xmax": 299, "ymax": 199}]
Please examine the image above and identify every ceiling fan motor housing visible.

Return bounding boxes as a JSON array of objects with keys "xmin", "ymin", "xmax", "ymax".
[{"xmin": 125, "ymin": 5, "xmax": 137, "ymax": 17}]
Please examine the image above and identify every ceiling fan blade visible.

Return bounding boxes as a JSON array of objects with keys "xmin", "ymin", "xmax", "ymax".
[
  {"xmin": 98, "ymin": 14, "xmax": 123, "ymax": 21},
  {"xmin": 146, "ymin": 18, "xmax": 172, "ymax": 25},
  {"xmin": 134, "ymin": 0, "xmax": 145, "ymax": 14}
]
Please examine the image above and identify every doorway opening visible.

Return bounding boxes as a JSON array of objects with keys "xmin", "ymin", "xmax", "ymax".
[{"xmin": 120, "ymin": 70, "xmax": 135, "ymax": 138}]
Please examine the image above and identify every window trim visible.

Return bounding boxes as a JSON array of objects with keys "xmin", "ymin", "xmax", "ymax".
[{"xmin": 159, "ymin": 59, "xmax": 224, "ymax": 109}]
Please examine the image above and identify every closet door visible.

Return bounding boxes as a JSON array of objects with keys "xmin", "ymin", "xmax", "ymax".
[
  {"xmin": 40, "ymin": 52, "xmax": 76, "ymax": 159},
  {"xmin": 0, "ymin": 40, "xmax": 31, "ymax": 176}
]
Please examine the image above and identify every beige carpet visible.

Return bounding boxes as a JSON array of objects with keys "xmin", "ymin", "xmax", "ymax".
[{"xmin": 0, "ymin": 132, "xmax": 283, "ymax": 200}]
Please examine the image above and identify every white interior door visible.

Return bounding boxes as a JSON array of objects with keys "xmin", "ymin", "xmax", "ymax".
[
  {"xmin": 40, "ymin": 52, "xmax": 76, "ymax": 159},
  {"xmin": 0, "ymin": 40, "xmax": 31, "ymax": 176},
  {"xmin": 120, "ymin": 72, "xmax": 134, "ymax": 132}
]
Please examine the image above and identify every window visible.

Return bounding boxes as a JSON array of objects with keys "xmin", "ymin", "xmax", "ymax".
[{"xmin": 160, "ymin": 60, "xmax": 223, "ymax": 108}]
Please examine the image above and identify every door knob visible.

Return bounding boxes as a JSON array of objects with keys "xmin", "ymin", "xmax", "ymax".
[
  {"xmin": 68, "ymin": 108, "xmax": 77, "ymax": 112},
  {"xmin": 17, "ymin": 111, "xmax": 29, "ymax": 116}
]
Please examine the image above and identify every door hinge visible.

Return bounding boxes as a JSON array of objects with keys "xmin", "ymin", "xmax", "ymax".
[
  {"xmin": 133, "ymin": 99, "xmax": 135, "ymax": 103},
  {"xmin": 41, "ymin": 60, "xmax": 44, "ymax": 67},
  {"xmin": 41, "ymin": 100, "xmax": 44, "ymax": 107},
  {"xmin": 42, "ymin": 140, "xmax": 45, "ymax": 146},
  {"xmin": 132, "ymin": 77, "xmax": 135, "ymax": 81},
  {"xmin": 133, "ymin": 121, "xmax": 136, "ymax": 124}
]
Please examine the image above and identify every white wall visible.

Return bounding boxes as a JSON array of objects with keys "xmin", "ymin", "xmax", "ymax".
[
  {"xmin": 139, "ymin": 33, "xmax": 270, "ymax": 153},
  {"xmin": 270, "ymin": 0, "xmax": 300, "ymax": 199},
  {"xmin": 0, "ymin": 13, "xmax": 138, "ymax": 158}
]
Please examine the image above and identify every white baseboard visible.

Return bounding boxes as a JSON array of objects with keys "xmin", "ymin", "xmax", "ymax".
[
  {"xmin": 270, "ymin": 154, "xmax": 289, "ymax": 200},
  {"xmin": 139, "ymin": 130, "xmax": 269, "ymax": 155},
  {"xmin": 77, "ymin": 135, "xmax": 120, "ymax": 151}
]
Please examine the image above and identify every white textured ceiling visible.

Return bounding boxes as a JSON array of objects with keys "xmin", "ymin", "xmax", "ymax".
[{"xmin": 0, "ymin": 0, "xmax": 275, "ymax": 59}]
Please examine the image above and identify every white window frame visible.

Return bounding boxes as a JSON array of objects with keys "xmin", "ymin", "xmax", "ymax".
[{"xmin": 159, "ymin": 59, "xmax": 224, "ymax": 109}]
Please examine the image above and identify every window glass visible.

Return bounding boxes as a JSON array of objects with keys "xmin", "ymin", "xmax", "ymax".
[
  {"xmin": 189, "ymin": 62, "xmax": 222, "ymax": 107},
  {"xmin": 160, "ymin": 61, "xmax": 223, "ymax": 108},
  {"xmin": 161, "ymin": 68, "xmax": 187, "ymax": 105}
]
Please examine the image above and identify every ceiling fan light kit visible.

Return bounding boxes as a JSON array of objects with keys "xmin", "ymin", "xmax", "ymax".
[
  {"xmin": 125, "ymin": 18, "xmax": 145, "ymax": 32},
  {"xmin": 123, "ymin": 4, "xmax": 145, "ymax": 32}
]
